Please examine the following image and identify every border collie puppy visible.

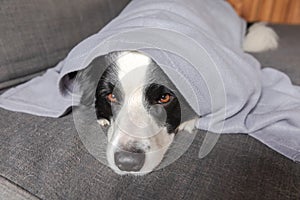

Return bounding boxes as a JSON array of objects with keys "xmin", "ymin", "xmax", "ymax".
[
  {"xmin": 94, "ymin": 51, "xmax": 197, "ymax": 175},
  {"xmin": 78, "ymin": 22, "xmax": 278, "ymax": 175}
]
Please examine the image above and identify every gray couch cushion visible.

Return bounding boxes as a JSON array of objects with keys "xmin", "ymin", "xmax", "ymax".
[
  {"xmin": 0, "ymin": 107, "xmax": 299, "ymax": 199},
  {"xmin": 0, "ymin": 25, "xmax": 300, "ymax": 199},
  {"xmin": 0, "ymin": 0, "xmax": 130, "ymax": 88},
  {"xmin": 0, "ymin": 176, "xmax": 39, "ymax": 200}
]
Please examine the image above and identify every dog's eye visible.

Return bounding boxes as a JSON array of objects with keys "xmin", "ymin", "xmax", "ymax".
[
  {"xmin": 158, "ymin": 93, "xmax": 171, "ymax": 104},
  {"xmin": 107, "ymin": 93, "xmax": 117, "ymax": 103}
]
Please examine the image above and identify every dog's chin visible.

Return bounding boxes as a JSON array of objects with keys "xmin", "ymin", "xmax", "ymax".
[{"xmin": 110, "ymin": 168, "xmax": 152, "ymax": 176}]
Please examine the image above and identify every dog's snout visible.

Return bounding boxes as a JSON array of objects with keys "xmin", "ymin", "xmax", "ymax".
[{"xmin": 114, "ymin": 148, "xmax": 145, "ymax": 172}]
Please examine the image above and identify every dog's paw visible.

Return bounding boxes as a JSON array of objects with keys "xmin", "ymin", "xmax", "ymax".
[
  {"xmin": 177, "ymin": 119, "xmax": 197, "ymax": 134},
  {"xmin": 97, "ymin": 119, "xmax": 110, "ymax": 127}
]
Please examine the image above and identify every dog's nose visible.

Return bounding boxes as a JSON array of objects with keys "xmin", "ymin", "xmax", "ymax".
[{"xmin": 114, "ymin": 149, "xmax": 145, "ymax": 172}]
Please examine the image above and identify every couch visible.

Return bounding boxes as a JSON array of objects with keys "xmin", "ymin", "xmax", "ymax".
[{"xmin": 0, "ymin": 1, "xmax": 299, "ymax": 199}]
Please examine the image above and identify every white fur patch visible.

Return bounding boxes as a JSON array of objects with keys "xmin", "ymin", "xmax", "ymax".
[
  {"xmin": 117, "ymin": 51, "xmax": 151, "ymax": 80},
  {"xmin": 177, "ymin": 118, "xmax": 197, "ymax": 134},
  {"xmin": 243, "ymin": 22, "xmax": 279, "ymax": 53},
  {"xmin": 97, "ymin": 119, "xmax": 110, "ymax": 127},
  {"xmin": 106, "ymin": 51, "xmax": 177, "ymax": 175}
]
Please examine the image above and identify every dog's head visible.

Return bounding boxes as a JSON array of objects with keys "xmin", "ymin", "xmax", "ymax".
[{"xmin": 78, "ymin": 51, "xmax": 197, "ymax": 175}]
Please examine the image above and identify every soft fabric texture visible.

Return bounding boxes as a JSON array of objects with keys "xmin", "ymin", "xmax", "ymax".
[{"xmin": 0, "ymin": 0, "xmax": 299, "ymax": 162}]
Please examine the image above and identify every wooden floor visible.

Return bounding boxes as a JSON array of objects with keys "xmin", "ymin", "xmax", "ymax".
[{"xmin": 228, "ymin": 0, "xmax": 300, "ymax": 24}]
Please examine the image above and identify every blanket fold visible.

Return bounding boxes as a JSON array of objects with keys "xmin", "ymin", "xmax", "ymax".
[{"xmin": 1, "ymin": 0, "xmax": 299, "ymax": 161}]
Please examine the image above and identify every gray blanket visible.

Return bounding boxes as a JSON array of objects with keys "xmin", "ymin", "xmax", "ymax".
[{"xmin": 1, "ymin": 0, "xmax": 299, "ymax": 161}]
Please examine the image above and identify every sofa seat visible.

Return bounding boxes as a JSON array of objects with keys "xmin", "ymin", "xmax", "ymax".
[{"xmin": 1, "ymin": 25, "xmax": 300, "ymax": 199}]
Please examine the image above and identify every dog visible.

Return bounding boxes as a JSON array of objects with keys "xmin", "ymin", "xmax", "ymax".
[{"xmin": 76, "ymin": 19, "xmax": 278, "ymax": 175}]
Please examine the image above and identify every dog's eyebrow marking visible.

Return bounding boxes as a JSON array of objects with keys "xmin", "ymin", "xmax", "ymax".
[{"xmin": 116, "ymin": 51, "xmax": 151, "ymax": 80}]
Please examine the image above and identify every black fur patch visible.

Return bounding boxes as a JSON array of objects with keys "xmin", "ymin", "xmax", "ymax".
[
  {"xmin": 95, "ymin": 55, "xmax": 122, "ymax": 121},
  {"xmin": 144, "ymin": 83, "xmax": 181, "ymax": 133}
]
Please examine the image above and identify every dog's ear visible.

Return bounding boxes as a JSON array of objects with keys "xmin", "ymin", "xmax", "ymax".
[{"xmin": 75, "ymin": 55, "xmax": 107, "ymax": 106}]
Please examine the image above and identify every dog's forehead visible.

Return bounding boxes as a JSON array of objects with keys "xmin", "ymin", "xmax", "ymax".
[
  {"xmin": 104, "ymin": 51, "xmax": 180, "ymax": 100},
  {"xmin": 109, "ymin": 51, "xmax": 149, "ymax": 95},
  {"xmin": 116, "ymin": 51, "xmax": 151, "ymax": 80}
]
